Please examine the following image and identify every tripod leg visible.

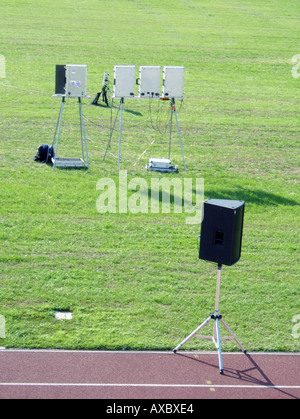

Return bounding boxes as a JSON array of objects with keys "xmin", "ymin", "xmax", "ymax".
[
  {"xmin": 172, "ymin": 99, "xmax": 186, "ymax": 170},
  {"xmin": 118, "ymin": 98, "xmax": 124, "ymax": 171},
  {"xmin": 169, "ymin": 102, "xmax": 173, "ymax": 160},
  {"xmin": 221, "ymin": 318, "xmax": 247, "ymax": 353},
  {"xmin": 53, "ymin": 97, "xmax": 65, "ymax": 170},
  {"xmin": 79, "ymin": 97, "xmax": 85, "ymax": 161},
  {"xmin": 79, "ymin": 97, "xmax": 90, "ymax": 170},
  {"xmin": 103, "ymin": 89, "xmax": 109, "ymax": 107},
  {"xmin": 215, "ymin": 317, "xmax": 224, "ymax": 374},
  {"xmin": 173, "ymin": 316, "xmax": 212, "ymax": 353},
  {"xmin": 91, "ymin": 92, "xmax": 101, "ymax": 105},
  {"xmin": 103, "ymin": 99, "xmax": 122, "ymax": 161}
]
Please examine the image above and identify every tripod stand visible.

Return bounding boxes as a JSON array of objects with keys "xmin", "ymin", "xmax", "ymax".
[
  {"xmin": 173, "ymin": 264, "xmax": 246, "ymax": 374},
  {"xmin": 52, "ymin": 95, "xmax": 90, "ymax": 170},
  {"xmin": 103, "ymin": 97, "xmax": 187, "ymax": 171},
  {"xmin": 91, "ymin": 87, "xmax": 109, "ymax": 107},
  {"xmin": 91, "ymin": 72, "xmax": 110, "ymax": 107}
]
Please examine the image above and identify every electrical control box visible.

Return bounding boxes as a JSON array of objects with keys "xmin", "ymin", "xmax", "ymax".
[
  {"xmin": 138, "ymin": 66, "xmax": 161, "ymax": 99},
  {"xmin": 65, "ymin": 64, "xmax": 88, "ymax": 98},
  {"xmin": 162, "ymin": 66, "xmax": 185, "ymax": 99},
  {"xmin": 148, "ymin": 158, "xmax": 172, "ymax": 168},
  {"xmin": 113, "ymin": 65, "xmax": 136, "ymax": 99},
  {"xmin": 146, "ymin": 158, "xmax": 178, "ymax": 172}
]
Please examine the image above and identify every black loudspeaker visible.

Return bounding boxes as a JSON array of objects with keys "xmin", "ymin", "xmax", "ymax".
[
  {"xmin": 55, "ymin": 65, "xmax": 66, "ymax": 95},
  {"xmin": 199, "ymin": 199, "xmax": 245, "ymax": 266}
]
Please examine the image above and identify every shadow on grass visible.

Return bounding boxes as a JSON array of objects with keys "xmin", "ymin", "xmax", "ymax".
[
  {"xmin": 140, "ymin": 185, "xmax": 298, "ymax": 208},
  {"xmin": 203, "ymin": 188, "xmax": 298, "ymax": 207}
]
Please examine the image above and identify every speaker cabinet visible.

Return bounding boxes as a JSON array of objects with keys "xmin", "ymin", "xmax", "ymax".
[
  {"xmin": 199, "ymin": 199, "xmax": 245, "ymax": 266},
  {"xmin": 55, "ymin": 65, "xmax": 66, "ymax": 95}
]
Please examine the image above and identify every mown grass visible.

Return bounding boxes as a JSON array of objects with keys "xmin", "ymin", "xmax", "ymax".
[{"xmin": 0, "ymin": 0, "xmax": 299, "ymax": 351}]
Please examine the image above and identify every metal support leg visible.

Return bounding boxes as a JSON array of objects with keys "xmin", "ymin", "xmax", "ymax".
[
  {"xmin": 103, "ymin": 98, "xmax": 123, "ymax": 165},
  {"xmin": 78, "ymin": 97, "xmax": 90, "ymax": 170},
  {"xmin": 221, "ymin": 318, "xmax": 247, "ymax": 353},
  {"xmin": 215, "ymin": 316, "xmax": 224, "ymax": 374},
  {"xmin": 173, "ymin": 316, "xmax": 213, "ymax": 353},
  {"xmin": 172, "ymin": 98, "xmax": 186, "ymax": 170},
  {"xmin": 169, "ymin": 103, "xmax": 173, "ymax": 160},
  {"xmin": 53, "ymin": 97, "xmax": 65, "ymax": 170},
  {"xmin": 118, "ymin": 98, "xmax": 124, "ymax": 171}
]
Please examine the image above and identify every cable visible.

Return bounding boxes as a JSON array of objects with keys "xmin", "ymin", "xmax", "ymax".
[{"xmin": 0, "ymin": 81, "xmax": 49, "ymax": 96}]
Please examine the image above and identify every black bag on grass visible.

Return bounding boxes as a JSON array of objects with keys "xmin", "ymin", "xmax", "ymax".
[{"xmin": 34, "ymin": 144, "xmax": 54, "ymax": 164}]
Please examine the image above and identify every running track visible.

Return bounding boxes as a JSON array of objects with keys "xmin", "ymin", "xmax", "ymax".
[{"xmin": 0, "ymin": 350, "xmax": 299, "ymax": 399}]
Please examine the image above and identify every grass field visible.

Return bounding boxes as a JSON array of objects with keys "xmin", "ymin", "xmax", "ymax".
[{"xmin": 0, "ymin": 0, "xmax": 299, "ymax": 352}]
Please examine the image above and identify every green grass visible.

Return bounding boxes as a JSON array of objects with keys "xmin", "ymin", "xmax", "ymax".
[{"xmin": 0, "ymin": 0, "xmax": 299, "ymax": 352}]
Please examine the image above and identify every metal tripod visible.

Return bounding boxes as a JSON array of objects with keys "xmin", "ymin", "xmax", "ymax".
[
  {"xmin": 173, "ymin": 264, "xmax": 246, "ymax": 374},
  {"xmin": 52, "ymin": 96, "xmax": 90, "ymax": 170},
  {"xmin": 103, "ymin": 97, "xmax": 187, "ymax": 171}
]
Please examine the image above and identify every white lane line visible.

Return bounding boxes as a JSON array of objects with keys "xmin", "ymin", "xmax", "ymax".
[
  {"xmin": 0, "ymin": 383, "xmax": 299, "ymax": 389},
  {"xmin": 1, "ymin": 349, "xmax": 299, "ymax": 355}
]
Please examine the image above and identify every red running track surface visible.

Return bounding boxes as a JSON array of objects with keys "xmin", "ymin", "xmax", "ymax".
[{"xmin": 0, "ymin": 350, "xmax": 299, "ymax": 399}]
